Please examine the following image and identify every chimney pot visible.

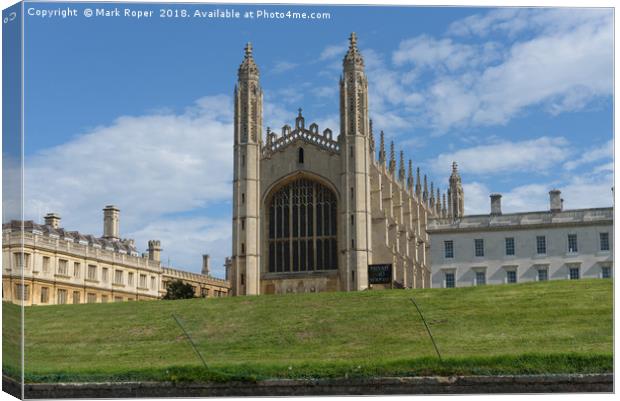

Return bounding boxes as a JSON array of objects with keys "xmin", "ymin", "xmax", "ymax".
[
  {"xmin": 549, "ymin": 189, "xmax": 562, "ymax": 212},
  {"xmin": 490, "ymin": 194, "xmax": 502, "ymax": 216},
  {"xmin": 147, "ymin": 240, "xmax": 162, "ymax": 263},
  {"xmin": 44, "ymin": 213, "xmax": 61, "ymax": 229},
  {"xmin": 224, "ymin": 257, "xmax": 232, "ymax": 281},
  {"xmin": 202, "ymin": 254, "xmax": 211, "ymax": 276},
  {"xmin": 102, "ymin": 205, "xmax": 120, "ymax": 240}
]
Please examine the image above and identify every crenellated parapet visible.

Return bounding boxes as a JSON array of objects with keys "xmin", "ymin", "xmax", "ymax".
[{"xmin": 262, "ymin": 109, "xmax": 340, "ymax": 157}]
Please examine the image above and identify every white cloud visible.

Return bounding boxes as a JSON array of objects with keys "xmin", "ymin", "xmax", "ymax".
[
  {"xmin": 545, "ymin": 85, "xmax": 598, "ymax": 116},
  {"xmin": 500, "ymin": 184, "xmax": 552, "ymax": 213},
  {"xmin": 593, "ymin": 162, "xmax": 613, "ymax": 174},
  {"xmin": 23, "ymin": 95, "xmax": 234, "ymax": 275},
  {"xmin": 263, "ymin": 99, "xmax": 293, "ymax": 131},
  {"xmin": 363, "ymin": 49, "xmax": 421, "ymax": 133},
  {"xmin": 470, "ymin": 19, "xmax": 613, "ymax": 126},
  {"xmin": 129, "ymin": 217, "xmax": 231, "ymax": 278},
  {"xmin": 314, "ymin": 114, "xmax": 339, "ymax": 133},
  {"xmin": 464, "ymin": 181, "xmax": 553, "ymax": 215},
  {"xmin": 313, "ymin": 85, "xmax": 337, "ymax": 98},
  {"xmin": 393, "ymin": 35, "xmax": 498, "ymax": 72},
  {"xmin": 317, "ymin": 60, "xmax": 342, "ymax": 76},
  {"xmin": 319, "ymin": 42, "xmax": 347, "ymax": 61},
  {"xmin": 379, "ymin": 8, "xmax": 613, "ymax": 133},
  {"xmin": 448, "ymin": 8, "xmax": 611, "ymax": 39},
  {"xmin": 272, "ymin": 86, "xmax": 304, "ymax": 105},
  {"xmin": 271, "ymin": 61, "xmax": 298, "ymax": 74},
  {"xmin": 369, "ymin": 110, "xmax": 410, "ymax": 133},
  {"xmin": 461, "ymin": 182, "xmax": 493, "ymax": 215},
  {"xmin": 430, "ymin": 137, "xmax": 570, "ymax": 175},
  {"xmin": 462, "ymin": 170, "xmax": 613, "ymax": 216},
  {"xmin": 447, "ymin": 8, "xmax": 530, "ymax": 37},
  {"xmin": 561, "ymin": 172, "xmax": 614, "ymax": 210},
  {"xmin": 424, "ymin": 77, "xmax": 479, "ymax": 131},
  {"xmin": 500, "ymin": 168, "xmax": 614, "ymax": 213},
  {"xmin": 563, "ymin": 140, "xmax": 612, "ymax": 171}
]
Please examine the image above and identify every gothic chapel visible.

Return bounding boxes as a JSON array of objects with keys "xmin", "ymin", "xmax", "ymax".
[{"xmin": 231, "ymin": 33, "xmax": 464, "ymax": 295}]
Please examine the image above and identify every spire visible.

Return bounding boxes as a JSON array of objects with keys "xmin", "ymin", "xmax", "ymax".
[
  {"xmin": 442, "ymin": 193, "xmax": 447, "ymax": 217},
  {"xmin": 343, "ymin": 32, "xmax": 364, "ymax": 70},
  {"xmin": 233, "ymin": 41, "xmax": 263, "ymax": 295},
  {"xmin": 295, "ymin": 107, "xmax": 305, "ymax": 129},
  {"xmin": 436, "ymin": 188, "xmax": 441, "ymax": 214},
  {"xmin": 423, "ymin": 175, "xmax": 429, "ymax": 204},
  {"xmin": 398, "ymin": 151, "xmax": 406, "ymax": 182},
  {"xmin": 415, "ymin": 167, "xmax": 422, "ymax": 197},
  {"xmin": 378, "ymin": 131, "xmax": 386, "ymax": 165},
  {"xmin": 235, "ymin": 42, "xmax": 262, "ymax": 144},
  {"xmin": 369, "ymin": 119, "xmax": 375, "ymax": 154},
  {"xmin": 238, "ymin": 42, "xmax": 259, "ymax": 79},
  {"xmin": 340, "ymin": 32, "xmax": 368, "ymax": 139},
  {"xmin": 430, "ymin": 182, "xmax": 435, "ymax": 208},
  {"xmin": 407, "ymin": 160, "xmax": 414, "ymax": 191},
  {"xmin": 449, "ymin": 160, "xmax": 465, "ymax": 219},
  {"xmin": 389, "ymin": 141, "xmax": 396, "ymax": 175}
]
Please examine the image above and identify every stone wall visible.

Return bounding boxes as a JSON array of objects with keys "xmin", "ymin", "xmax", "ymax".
[{"xmin": 4, "ymin": 374, "xmax": 612, "ymax": 398}]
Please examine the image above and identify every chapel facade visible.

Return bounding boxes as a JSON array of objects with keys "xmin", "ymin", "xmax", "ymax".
[{"xmin": 230, "ymin": 33, "xmax": 463, "ymax": 295}]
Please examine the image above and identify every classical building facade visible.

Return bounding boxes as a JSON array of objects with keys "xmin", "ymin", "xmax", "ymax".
[
  {"xmin": 230, "ymin": 34, "xmax": 456, "ymax": 295},
  {"xmin": 428, "ymin": 190, "xmax": 613, "ymax": 288},
  {"xmin": 2, "ymin": 207, "xmax": 230, "ymax": 306}
]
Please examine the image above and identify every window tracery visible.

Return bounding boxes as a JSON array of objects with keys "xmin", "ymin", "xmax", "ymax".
[{"xmin": 268, "ymin": 179, "xmax": 338, "ymax": 273}]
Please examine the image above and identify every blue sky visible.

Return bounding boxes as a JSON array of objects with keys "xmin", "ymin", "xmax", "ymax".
[{"xmin": 17, "ymin": 3, "xmax": 613, "ymax": 276}]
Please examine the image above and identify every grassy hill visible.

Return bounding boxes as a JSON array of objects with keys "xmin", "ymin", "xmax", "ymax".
[{"xmin": 3, "ymin": 279, "xmax": 613, "ymax": 383}]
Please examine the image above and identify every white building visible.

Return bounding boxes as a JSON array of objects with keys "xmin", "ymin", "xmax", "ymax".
[{"xmin": 428, "ymin": 190, "xmax": 613, "ymax": 288}]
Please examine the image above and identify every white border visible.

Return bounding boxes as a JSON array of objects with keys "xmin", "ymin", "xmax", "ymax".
[{"xmin": 0, "ymin": 1, "xmax": 616, "ymax": 401}]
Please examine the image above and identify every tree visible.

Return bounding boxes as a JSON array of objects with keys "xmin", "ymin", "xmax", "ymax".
[{"xmin": 163, "ymin": 280, "xmax": 195, "ymax": 300}]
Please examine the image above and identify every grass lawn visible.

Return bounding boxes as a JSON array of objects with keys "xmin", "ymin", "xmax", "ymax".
[{"xmin": 2, "ymin": 279, "xmax": 613, "ymax": 383}]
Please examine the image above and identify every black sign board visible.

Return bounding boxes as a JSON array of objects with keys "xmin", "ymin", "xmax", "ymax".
[{"xmin": 368, "ymin": 264, "xmax": 392, "ymax": 284}]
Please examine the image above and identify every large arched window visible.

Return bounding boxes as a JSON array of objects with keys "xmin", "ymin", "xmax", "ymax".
[{"xmin": 268, "ymin": 178, "xmax": 338, "ymax": 273}]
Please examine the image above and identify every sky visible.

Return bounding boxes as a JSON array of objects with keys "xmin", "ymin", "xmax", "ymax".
[{"xmin": 10, "ymin": 2, "xmax": 614, "ymax": 277}]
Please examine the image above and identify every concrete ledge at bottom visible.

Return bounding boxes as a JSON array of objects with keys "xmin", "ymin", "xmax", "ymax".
[{"xmin": 3, "ymin": 374, "xmax": 613, "ymax": 399}]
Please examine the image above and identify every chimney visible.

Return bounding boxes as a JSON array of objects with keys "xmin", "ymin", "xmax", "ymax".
[
  {"xmin": 44, "ymin": 213, "xmax": 61, "ymax": 229},
  {"xmin": 549, "ymin": 190, "xmax": 562, "ymax": 212},
  {"xmin": 148, "ymin": 240, "xmax": 162, "ymax": 263},
  {"xmin": 225, "ymin": 257, "xmax": 232, "ymax": 281},
  {"xmin": 102, "ymin": 205, "xmax": 120, "ymax": 240},
  {"xmin": 490, "ymin": 194, "xmax": 502, "ymax": 216},
  {"xmin": 202, "ymin": 254, "xmax": 211, "ymax": 276}
]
